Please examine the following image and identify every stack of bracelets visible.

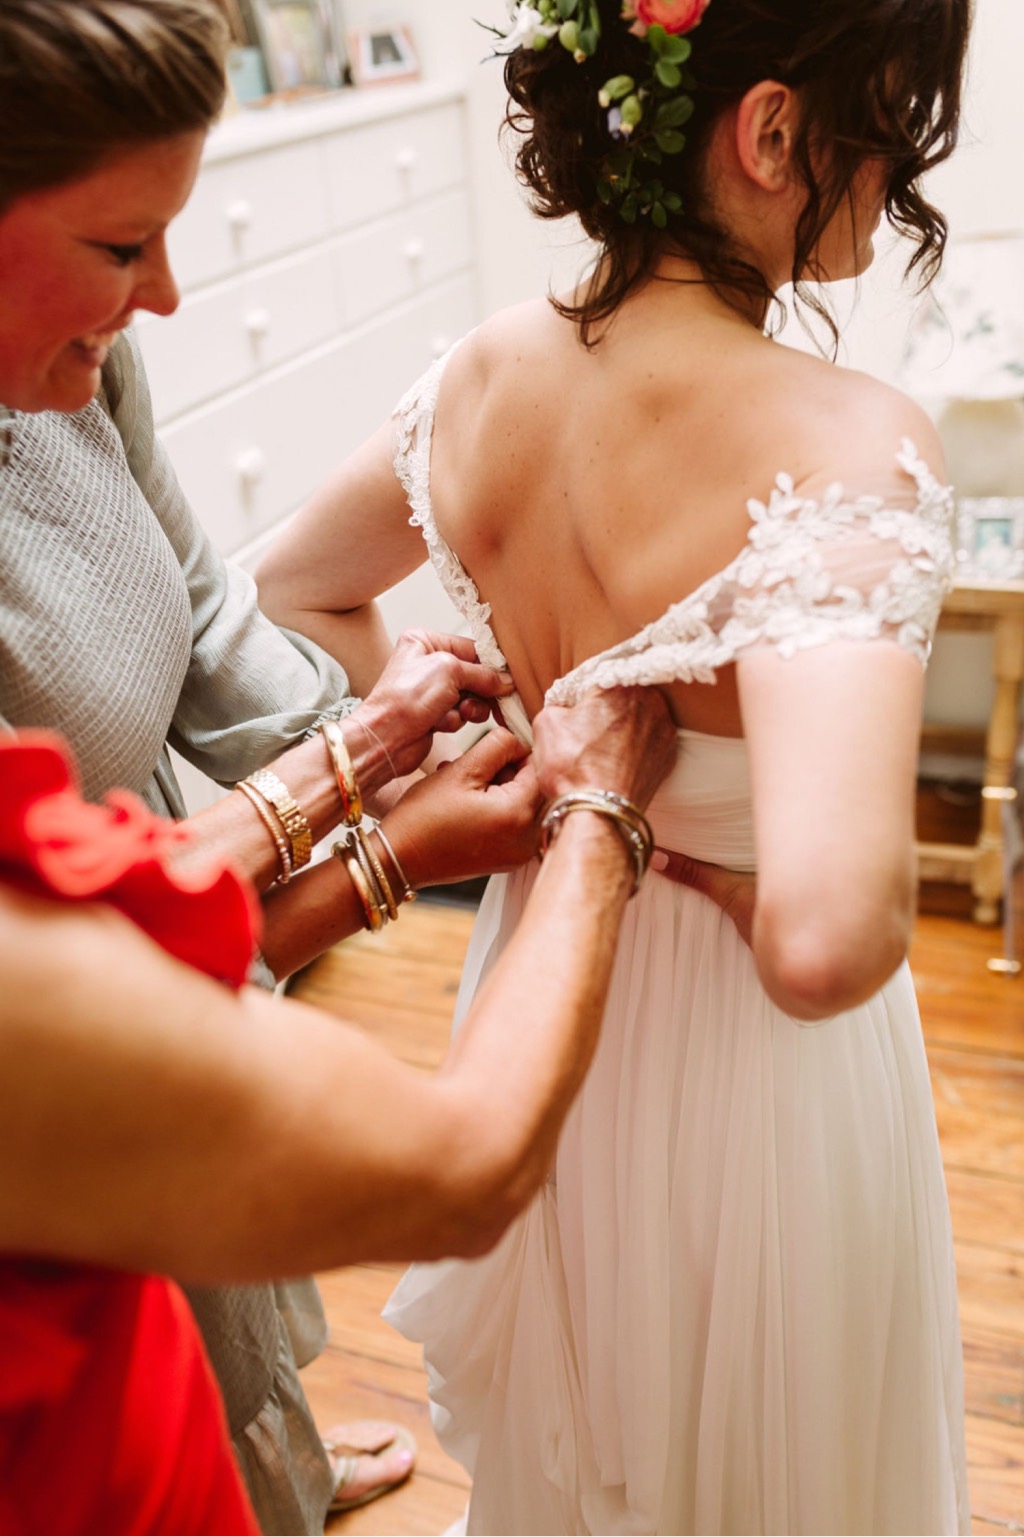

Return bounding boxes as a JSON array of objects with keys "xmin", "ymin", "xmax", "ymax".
[
  {"xmin": 237, "ymin": 723, "xmax": 655, "ymax": 927},
  {"xmin": 538, "ymin": 789, "xmax": 655, "ymax": 896},
  {"xmin": 235, "ymin": 720, "xmax": 416, "ymax": 931}
]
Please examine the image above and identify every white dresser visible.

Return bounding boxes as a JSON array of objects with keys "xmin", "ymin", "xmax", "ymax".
[
  {"xmin": 136, "ymin": 80, "xmax": 478, "ymax": 810},
  {"xmin": 135, "ymin": 78, "xmax": 478, "ymax": 635}
]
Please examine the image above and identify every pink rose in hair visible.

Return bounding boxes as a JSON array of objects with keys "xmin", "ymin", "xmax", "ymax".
[{"xmin": 624, "ymin": 0, "xmax": 711, "ymax": 34}]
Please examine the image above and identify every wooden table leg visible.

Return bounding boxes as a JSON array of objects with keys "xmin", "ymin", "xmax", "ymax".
[{"xmin": 973, "ymin": 611, "xmax": 1024, "ymax": 923}]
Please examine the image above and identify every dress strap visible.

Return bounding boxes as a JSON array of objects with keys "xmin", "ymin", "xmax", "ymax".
[{"xmin": 391, "ymin": 335, "xmax": 510, "ymax": 674}]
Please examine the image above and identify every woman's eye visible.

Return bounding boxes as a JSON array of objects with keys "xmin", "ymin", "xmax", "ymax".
[{"xmin": 105, "ymin": 243, "xmax": 144, "ymax": 266}]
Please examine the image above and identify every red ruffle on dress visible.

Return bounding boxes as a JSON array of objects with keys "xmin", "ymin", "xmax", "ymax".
[{"xmin": 0, "ymin": 731, "xmax": 262, "ymax": 1535}]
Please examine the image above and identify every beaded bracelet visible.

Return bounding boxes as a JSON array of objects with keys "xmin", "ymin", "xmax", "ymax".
[{"xmin": 538, "ymin": 789, "xmax": 654, "ymax": 896}]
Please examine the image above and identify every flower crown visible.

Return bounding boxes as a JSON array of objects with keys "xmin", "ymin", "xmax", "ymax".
[{"xmin": 493, "ymin": 0, "xmax": 711, "ymax": 227}]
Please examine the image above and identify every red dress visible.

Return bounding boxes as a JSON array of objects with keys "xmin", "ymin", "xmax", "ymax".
[{"xmin": 0, "ymin": 732, "xmax": 262, "ymax": 1535}]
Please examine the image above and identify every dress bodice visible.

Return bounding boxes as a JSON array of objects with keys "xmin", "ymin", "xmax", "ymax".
[
  {"xmin": 391, "ymin": 339, "xmax": 954, "ymax": 866},
  {"xmin": 648, "ymin": 731, "xmax": 755, "ymax": 869}
]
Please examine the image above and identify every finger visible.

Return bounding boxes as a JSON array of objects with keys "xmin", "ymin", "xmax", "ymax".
[
  {"xmin": 458, "ymin": 695, "xmax": 494, "ymax": 725},
  {"xmin": 459, "ymin": 727, "xmax": 531, "ymax": 781},
  {"xmin": 433, "ymin": 708, "xmax": 466, "ymax": 735},
  {"xmin": 650, "ymin": 848, "xmax": 706, "ymax": 889},
  {"xmin": 444, "ymin": 659, "xmax": 516, "ymax": 700},
  {"xmin": 400, "ymin": 628, "xmax": 481, "ymax": 663}
]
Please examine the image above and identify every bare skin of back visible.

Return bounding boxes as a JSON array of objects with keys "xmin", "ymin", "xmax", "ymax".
[{"xmin": 425, "ymin": 268, "xmax": 932, "ymax": 732}]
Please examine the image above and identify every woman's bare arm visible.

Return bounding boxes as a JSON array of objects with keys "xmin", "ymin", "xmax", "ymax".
[
  {"xmin": 255, "ymin": 420, "xmax": 426, "ymax": 690},
  {"xmin": 0, "ymin": 688, "xmax": 676, "ymax": 1282},
  {"xmin": 738, "ymin": 639, "xmax": 923, "ymax": 1020}
]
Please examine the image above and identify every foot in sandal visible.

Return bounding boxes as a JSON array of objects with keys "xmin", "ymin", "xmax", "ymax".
[{"xmin": 323, "ymin": 1420, "xmax": 417, "ymax": 1514}]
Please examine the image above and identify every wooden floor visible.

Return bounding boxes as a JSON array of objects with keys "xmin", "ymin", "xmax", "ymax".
[{"xmin": 292, "ymin": 823, "xmax": 1024, "ymax": 1536}]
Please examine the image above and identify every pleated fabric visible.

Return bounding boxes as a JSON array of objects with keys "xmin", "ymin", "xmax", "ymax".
[{"xmin": 386, "ymin": 734, "xmax": 968, "ymax": 1536}]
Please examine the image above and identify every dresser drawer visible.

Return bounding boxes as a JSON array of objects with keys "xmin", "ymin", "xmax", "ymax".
[
  {"xmin": 161, "ymin": 276, "xmax": 478, "ymax": 554},
  {"xmin": 138, "ymin": 247, "xmax": 339, "ymax": 423},
  {"xmin": 323, "ymin": 103, "xmax": 467, "ymax": 231},
  {"xmin": 167, "ymin": 138, "xmax": 330, "ymax": 292},
  {"xmin": 334, "ymin": 189, "xmax": 474, "ymax": 328}
]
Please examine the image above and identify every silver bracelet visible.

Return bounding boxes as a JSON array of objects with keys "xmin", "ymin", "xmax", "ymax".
[{"xmin": 538, "ymin": 789, "xmax": 654, "ymax": 895}]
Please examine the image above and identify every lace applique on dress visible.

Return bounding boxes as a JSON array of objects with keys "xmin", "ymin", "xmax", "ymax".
[
  {"xmin": 547, "ymin": 440, "xmax": 954, "ymax": 705},
  {"xmin": 392, "ymin": 342, "xmax": 509, "ymax": 674}
]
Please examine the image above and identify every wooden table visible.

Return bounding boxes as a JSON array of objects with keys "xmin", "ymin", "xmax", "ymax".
[{"xmin": 918, "ymin": 576, "xmax": 1024, "ymax": 923}]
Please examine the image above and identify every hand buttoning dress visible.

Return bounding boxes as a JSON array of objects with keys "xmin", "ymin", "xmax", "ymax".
[{"xmin": 383, "ymin": 345, "xmax": 969, "ymax": 1537}]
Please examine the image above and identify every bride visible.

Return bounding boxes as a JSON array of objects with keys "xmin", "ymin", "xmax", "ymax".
[{"xmin": 258, "ymin": 0, "xmax": 972, "ymax": 1529}]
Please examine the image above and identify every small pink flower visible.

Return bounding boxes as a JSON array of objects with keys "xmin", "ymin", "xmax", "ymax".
[{"xmin": 626, "ymin": 0, "xmax": 711, "ymax": 34}]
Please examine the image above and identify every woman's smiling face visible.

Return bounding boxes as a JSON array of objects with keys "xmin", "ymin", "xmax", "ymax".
[{"xmin": 0, "ymin": 131, "xmax": 204, "ymax": 413}]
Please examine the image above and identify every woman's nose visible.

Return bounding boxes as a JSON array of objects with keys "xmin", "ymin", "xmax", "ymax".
[{"xmin": 134, "ymin": 237, "xmax": 180, "ymax": 318}]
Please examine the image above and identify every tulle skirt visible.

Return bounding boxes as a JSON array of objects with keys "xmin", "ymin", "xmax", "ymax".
[{"xmin": 387, "ymin": 866, "xmax": 968, "ymax": 1535}]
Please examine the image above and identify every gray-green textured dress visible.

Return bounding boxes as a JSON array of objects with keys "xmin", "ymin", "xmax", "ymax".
[{"xmin": 0, "ymin": 329, "xmax": 356, "ymax": 1535}]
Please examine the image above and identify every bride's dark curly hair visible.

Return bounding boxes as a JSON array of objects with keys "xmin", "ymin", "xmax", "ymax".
[{"xmin": 504, "ymin": 0, "xmax": 972, "ymax": 346}]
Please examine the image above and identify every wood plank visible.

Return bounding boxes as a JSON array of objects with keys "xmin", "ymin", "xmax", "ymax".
[
  {"xmin": 963, "ymin": 1327, "xmax": 1024, "ymax": 1427},
  {"xmin": 957, "ymin": 1243, "xmax": 1024, "ymax": 1343},
  {"xmin": 312, "ymin": 1263, "xmax": 427, "ymax": 1372},
  {"xmin": 947, "ymin": 1169, "xmax": 1024, "ymax": 1257},
  {"xmin": 930, "ymin": 1050, "xmax": 1024, "ymax": 1178},
  {"xmin": 965, "ymin": 1413, "xmax": 1024, "ymax": 1528}
]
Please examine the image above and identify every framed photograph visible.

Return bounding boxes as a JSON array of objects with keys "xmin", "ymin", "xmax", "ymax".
[
  {"xmin": 347, "ymin": 24, "xmax": 419, "ymax": 87},
  {"xmin": 956, "ymin": 496, "xmax": 1024, "ymax": 581},
  {"xmin": 251, "ymin": 0, "xmax": 347, "ymax": 93}
]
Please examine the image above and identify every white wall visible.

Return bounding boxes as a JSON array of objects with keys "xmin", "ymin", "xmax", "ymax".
[{"xmin": 361, "ymin": 0, "xmax": 1023, "ymax": 753}]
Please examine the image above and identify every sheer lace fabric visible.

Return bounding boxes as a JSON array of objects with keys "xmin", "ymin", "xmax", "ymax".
[{"xmin": 387, "ymin": 346, "xmax": 967, "ymax": 1535}]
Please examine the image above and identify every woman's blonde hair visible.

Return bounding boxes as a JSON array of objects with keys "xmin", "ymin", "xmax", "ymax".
[{"xmin": 0, "ymin": 0, "xmax": 229, "ymax": 210}]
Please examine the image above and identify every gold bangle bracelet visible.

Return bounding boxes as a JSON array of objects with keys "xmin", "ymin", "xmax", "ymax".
[
  {"xmin": 243, "ymin": 768, "xmax": 313, "ymax": 873},
  {"xmin": 355, "ymin": 826, "xmax": 399, "ymax": 922},
  {"xmin": 349, "ymin": 831, "xmax": 389, "ymax": 925},
  {"xmin": 235, "ymin": 779, "xmax": 293, "ymax": 884},
  {"xmin": 321, "ymin": 720, "xmax": 363, "ymax": 828},
  {"xmin": 332, "ymin": 840, "xmax": 384, "ymax": 932},
  {"xmin": 373, "ymin": 823, "xmax": 417, "ymax": 903}
]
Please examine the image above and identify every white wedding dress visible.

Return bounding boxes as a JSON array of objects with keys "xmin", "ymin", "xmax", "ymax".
[{"xmin": 383, "ymin": 348, "xmax": 970, "ymax": 1535}]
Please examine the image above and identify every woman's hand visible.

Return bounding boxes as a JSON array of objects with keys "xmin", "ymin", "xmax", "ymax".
[
  {"xmin": 533, "ymin": 686, "xmax": 677, "ymax": 812},
  {"xmin": 379, "ymin": 728, "xmax": 541, "ymax": 890},
  {"xmin": 353, "ymin": 630, "xmax": 515, "ymax": 788},
  {"xmin": 652, "ymin": 850, "xmax": 757, "ymax": 947}
]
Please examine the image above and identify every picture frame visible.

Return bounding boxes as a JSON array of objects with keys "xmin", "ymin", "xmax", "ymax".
[
  {"xmin": 956, "ymin": 496, "xmax": 1024, "ymax": 582},
  {"xmin": 251, "ymin": 0, "xmax": 347, "ymax": 93},
  {"xmin": 346, "ymin": 24, "xmax": 419, "ymax": 87}
]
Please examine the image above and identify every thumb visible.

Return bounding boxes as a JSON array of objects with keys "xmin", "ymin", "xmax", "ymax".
[{"xmin": 459, "ymin": 727, "xmax": 530, "ymax": 782}]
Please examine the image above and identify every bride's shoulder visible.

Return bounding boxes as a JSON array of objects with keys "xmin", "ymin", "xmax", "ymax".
[
  {"xmin": 447, "ymin": 302, "xmax": 570, "ymax": 394},
  {"xmin": 765, "ymin": 351, "xmax": 946, "ymax": 498}
]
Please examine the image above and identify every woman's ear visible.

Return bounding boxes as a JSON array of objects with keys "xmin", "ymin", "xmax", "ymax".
[{"xmin": 734, "ymin": 80, "xmax": 800, "ymax": 192}]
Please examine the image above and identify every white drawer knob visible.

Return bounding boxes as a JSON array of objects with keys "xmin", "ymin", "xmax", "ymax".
[
  {"xmin": 431, "ymin": 335, "xmax": 452, "ymax": 360},
  {"xmin": 236, "ymin": 446, "xmax": 266, "ymax": 486},
  {"xmin": 227, "ymin": 198, "xmax": 253, "ymax": 232},
  {"xmin": 404, "ymin": 237, "xmax": 425, "ymax": 264},
  {"xmin": 245, "ymin": 307, "xmax": 271, "ymax": 339},
  {"xmin": 395, "ymin": 146, "xmax": 418, "ymax": 173}
]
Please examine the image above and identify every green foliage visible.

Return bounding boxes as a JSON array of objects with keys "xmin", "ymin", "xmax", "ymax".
[{"xmin": 496, "ymin": 1, "xmax": 708, "ymax": 229}]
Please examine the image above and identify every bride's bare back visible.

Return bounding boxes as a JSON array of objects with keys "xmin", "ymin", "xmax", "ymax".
[{"xmin": 427, "ymin": 276, "xmax": 931, "ymax": 732}]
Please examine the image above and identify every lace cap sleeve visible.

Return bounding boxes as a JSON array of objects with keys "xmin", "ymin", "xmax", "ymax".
[
  {"xmin": 391, "ymin": 336, "xmax": 508, "ymax": 672},
  {"xmin": 547, "ymin": 440, "xmax": 955, "ymax": 706}
]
